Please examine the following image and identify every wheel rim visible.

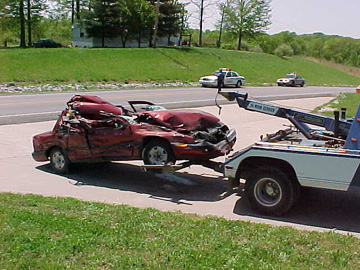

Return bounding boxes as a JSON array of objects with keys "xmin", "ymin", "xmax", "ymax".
[
  {"xmin": 52, "ymin": 151, "xmax": 66, "ymax": 170},
  {"xmin": 147, "ymin": 146, "xmax": 169, "ymax": 165},
  {"xmin": 254, "ymin": 177, "xmax": 282, "ymax": 207}
]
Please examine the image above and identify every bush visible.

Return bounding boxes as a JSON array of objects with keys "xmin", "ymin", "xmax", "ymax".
[
  {"xmin": 240, "ymin": 40, "xmax": 249, "ymax": 51},
  {"xmin": 250, "ymin": 45, "xmax": 263, "ymax": 53},
  {"xmin": 274, "ymin": 44, "xmax": 294, "ymax": 57},
  {"xmin": 221, "ymin": 43, "xmax": 236, "ymax": 50}
]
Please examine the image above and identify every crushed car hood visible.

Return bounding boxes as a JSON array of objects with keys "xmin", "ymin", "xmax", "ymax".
[{"xmin": 138, "ymin": 110, "xmax": 220, "ymax": 131}]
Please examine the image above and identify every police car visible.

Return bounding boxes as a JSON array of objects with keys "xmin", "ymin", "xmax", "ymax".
[
  {"xmin": 199, "ymin": 68, "xmax": 245, "ymax": 88},
  {"xmin": 276, "ymin": 73, "xmax": 305, "ymax": 87}
]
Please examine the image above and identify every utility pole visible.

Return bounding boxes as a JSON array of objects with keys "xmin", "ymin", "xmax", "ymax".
[{"xmin": 152, "ymin": 0, "xmax": 160, "ymax": 48}]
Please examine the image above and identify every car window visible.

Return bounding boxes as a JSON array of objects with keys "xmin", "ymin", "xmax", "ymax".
[
  {"xmin": 212, "ymin": 72, "xmax": 225, "ymax": 76},
  {"xmin": 226, "ymin": 72, "xmax": 232, "ymax": 77},
  {"xmin": 233, "ymin": 72, "xmax": 239, "ymax": 77}
]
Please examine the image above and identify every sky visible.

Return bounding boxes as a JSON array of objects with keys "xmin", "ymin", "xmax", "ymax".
[{"xmin": 182, "ymin": 0, "xmax": 360, "ymax": 39}]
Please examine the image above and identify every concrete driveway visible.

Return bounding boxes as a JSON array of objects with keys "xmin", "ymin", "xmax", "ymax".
[{"xmin": 2, "ymin": 97, "xmax": 360, "ymax": 237}]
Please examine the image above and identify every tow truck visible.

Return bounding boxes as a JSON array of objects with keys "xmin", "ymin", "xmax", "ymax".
[{"xmin": 218, "ymin": 90, "xmax": 360, "ymax": 216}]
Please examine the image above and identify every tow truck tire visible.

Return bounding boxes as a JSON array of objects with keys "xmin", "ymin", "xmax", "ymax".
[
  {"xmin": 245, "ymin": 166, "xmax": 299, "ymax": 216},
  {"xmin": 49, "ymin": 147, "xmax": 70, "ymax": 174},
  {"xmin": 143, "ymin": 139, "xmax": 175, "ymax": 165}
]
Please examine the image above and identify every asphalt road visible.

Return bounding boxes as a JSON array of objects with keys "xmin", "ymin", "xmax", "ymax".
[
  {"xmin": 0, "ymin": 85, "xmax": 355, "ymax": 125},
  {"xmin": 3, "ymin": 97, "xmax": 360, "ymax": 237}
]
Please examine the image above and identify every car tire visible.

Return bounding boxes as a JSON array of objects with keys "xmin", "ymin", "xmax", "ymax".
[
  {"xmin": 49, "ymin": 147, "xmax": 71, "ymax": 174},
  {"xmin": 300, "ymin": 83, "xmax": 305, "ymax": 87},
  {"xmin": 143, "ymin": 139, "xmax": 175, "ymax": 165},
  {"xmin": 236, "ymin": 80, "xmax": 242, "ymax": 88},
  {"xmin": 245, "ymin": 166, "xmax": 299, "ymax": 216}
]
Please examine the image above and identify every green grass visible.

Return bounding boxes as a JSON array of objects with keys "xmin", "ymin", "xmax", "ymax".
[
  {"xmin": 313, "ymin": 93, "xmax": 360, "ymax": 117},
  {"xmin": 1, "ymin": 193, "xmax": 360, "ymax": 269},
  {"xmin": 1, "ymin": 47, "xmax": 360, "ymax": 86}
]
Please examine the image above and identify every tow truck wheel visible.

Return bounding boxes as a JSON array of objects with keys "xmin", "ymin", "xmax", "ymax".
[
  {"xmin": 245, "ymin": 166, "xmax": 298, "ymax": 216},
  {"xmin": 143, "ymin": 139, "xmax": 175, "ymax": 165},
  {"xmin": 49, "ymin": 147, "xmax": 70, "ymax": 174}
]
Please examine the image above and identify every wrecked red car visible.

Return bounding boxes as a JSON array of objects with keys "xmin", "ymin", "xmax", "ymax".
[{"xmin": 32, "ymin": 95, "xmax": 236, "ymax": 174}]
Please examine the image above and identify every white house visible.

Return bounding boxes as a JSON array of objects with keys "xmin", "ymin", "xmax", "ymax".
[{"xmin": 71, "ymin": 23, "xmax": 180, "ymax": 48}]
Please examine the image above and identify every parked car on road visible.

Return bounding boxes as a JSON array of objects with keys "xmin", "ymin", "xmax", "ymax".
[
  {"xmin": 32, "ymin": 95, "xmax": 236, "ymax": 174},
  {"xmin": 199, "ymin": 68, "xmax": 245, "ymax": 88},
  {"xmin": 276, "ymin": 73, "xmax": 305, "ymax": 87},
  {"xmin": 33, "ymin": 39, "xmax": 62, "ymax": 48}
]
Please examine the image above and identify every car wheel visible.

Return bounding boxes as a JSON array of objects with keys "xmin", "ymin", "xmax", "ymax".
[
  {"xmin": 245, "ymin": 166, "xmax": 299, "ymax": 216},
  {"xmin": 49, "ymin": 147, "xmax": 70, "ymax": 174},
  {"xmin": 143, "ymin": 139, "xmax": 175, "ymax": 165},
  {"xmin": 236, "ymin": 80, "xmax": 242, "ymax": 88},
  {"xmin": 300, "ymin": 83, "xmax": 305, "ymax": 87}
]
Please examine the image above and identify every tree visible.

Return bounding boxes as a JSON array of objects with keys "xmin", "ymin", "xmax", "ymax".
[
  {"xmin": 157, "ymin": 0, "xmax": 183, "ymax": 45},
  {"xmin": 274, "ymin": 44, "xmax": 293, "ymax": 57},
  {"xmin": 145, "ymin": 0, "xmax": 184, "ymax": 47},
  {"xmin": 84, "ymin": 0, "xmax": 121, "ymax": 47},
  {"xmin": 0, "ymin": 0, "xmax": 46, "ymax": 47},
  {"xmin": 223, "ymin": 0, "xmax": 271, "ymax": 50},
  {"xmin": 189, "ymin": 0, "xmax": 215, "ymax": 46},
  {"xmin": 19, "ymin": 0, "xmax": 26, "ymax": 46},
  {"xmin": 122, "ymin": 0, "xmax": 154, "ymax": 47},
  {"xmin": 217, "ymin": 0, "xmax": 230, "ymax": 48},
  {"xmin": 26, "ymin": 0, "xmax": 46, "ymax": 46},
  {"xmin": 0, "ymin": 0, "xmax": 19, "ymax": 46}
]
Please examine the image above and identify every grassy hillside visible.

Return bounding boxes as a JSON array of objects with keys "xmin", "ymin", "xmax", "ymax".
[
  {"xmin": 1, "ymin": 47, "xmax": 360, "ymax": 86},
  {"xmin": 2, "ymin": 193, "xmax": 360, "ymax": 269}
]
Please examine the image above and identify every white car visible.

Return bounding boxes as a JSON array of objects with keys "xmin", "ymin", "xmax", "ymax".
[
  {"xmin": 199, "ymin": 68, "xmax": 245, "ymax": 88},
  {"xmin": 276, "ymin": 73, "xmax": 305, "ymax": 87}
]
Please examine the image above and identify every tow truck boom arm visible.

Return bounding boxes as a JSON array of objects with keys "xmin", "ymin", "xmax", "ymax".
[{"xmin": 219, "ymin": 91, "xmax": 351, "ymax": 139}]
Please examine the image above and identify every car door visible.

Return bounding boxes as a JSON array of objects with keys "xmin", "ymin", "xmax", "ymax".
[
  {"xmin": 57, "ymin": 123, "xmax": 92, "ymax": 161},
  {"xmin": 86, "ymin": 118, "xmax": 134, "ymax": 159},
  {"xmin": 233, "ymin": 72, "xmax": 240, "ymax": 84},
  {"xmin": 224, "ymin": 72, "xmax": 233, "ymax": 86}
]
